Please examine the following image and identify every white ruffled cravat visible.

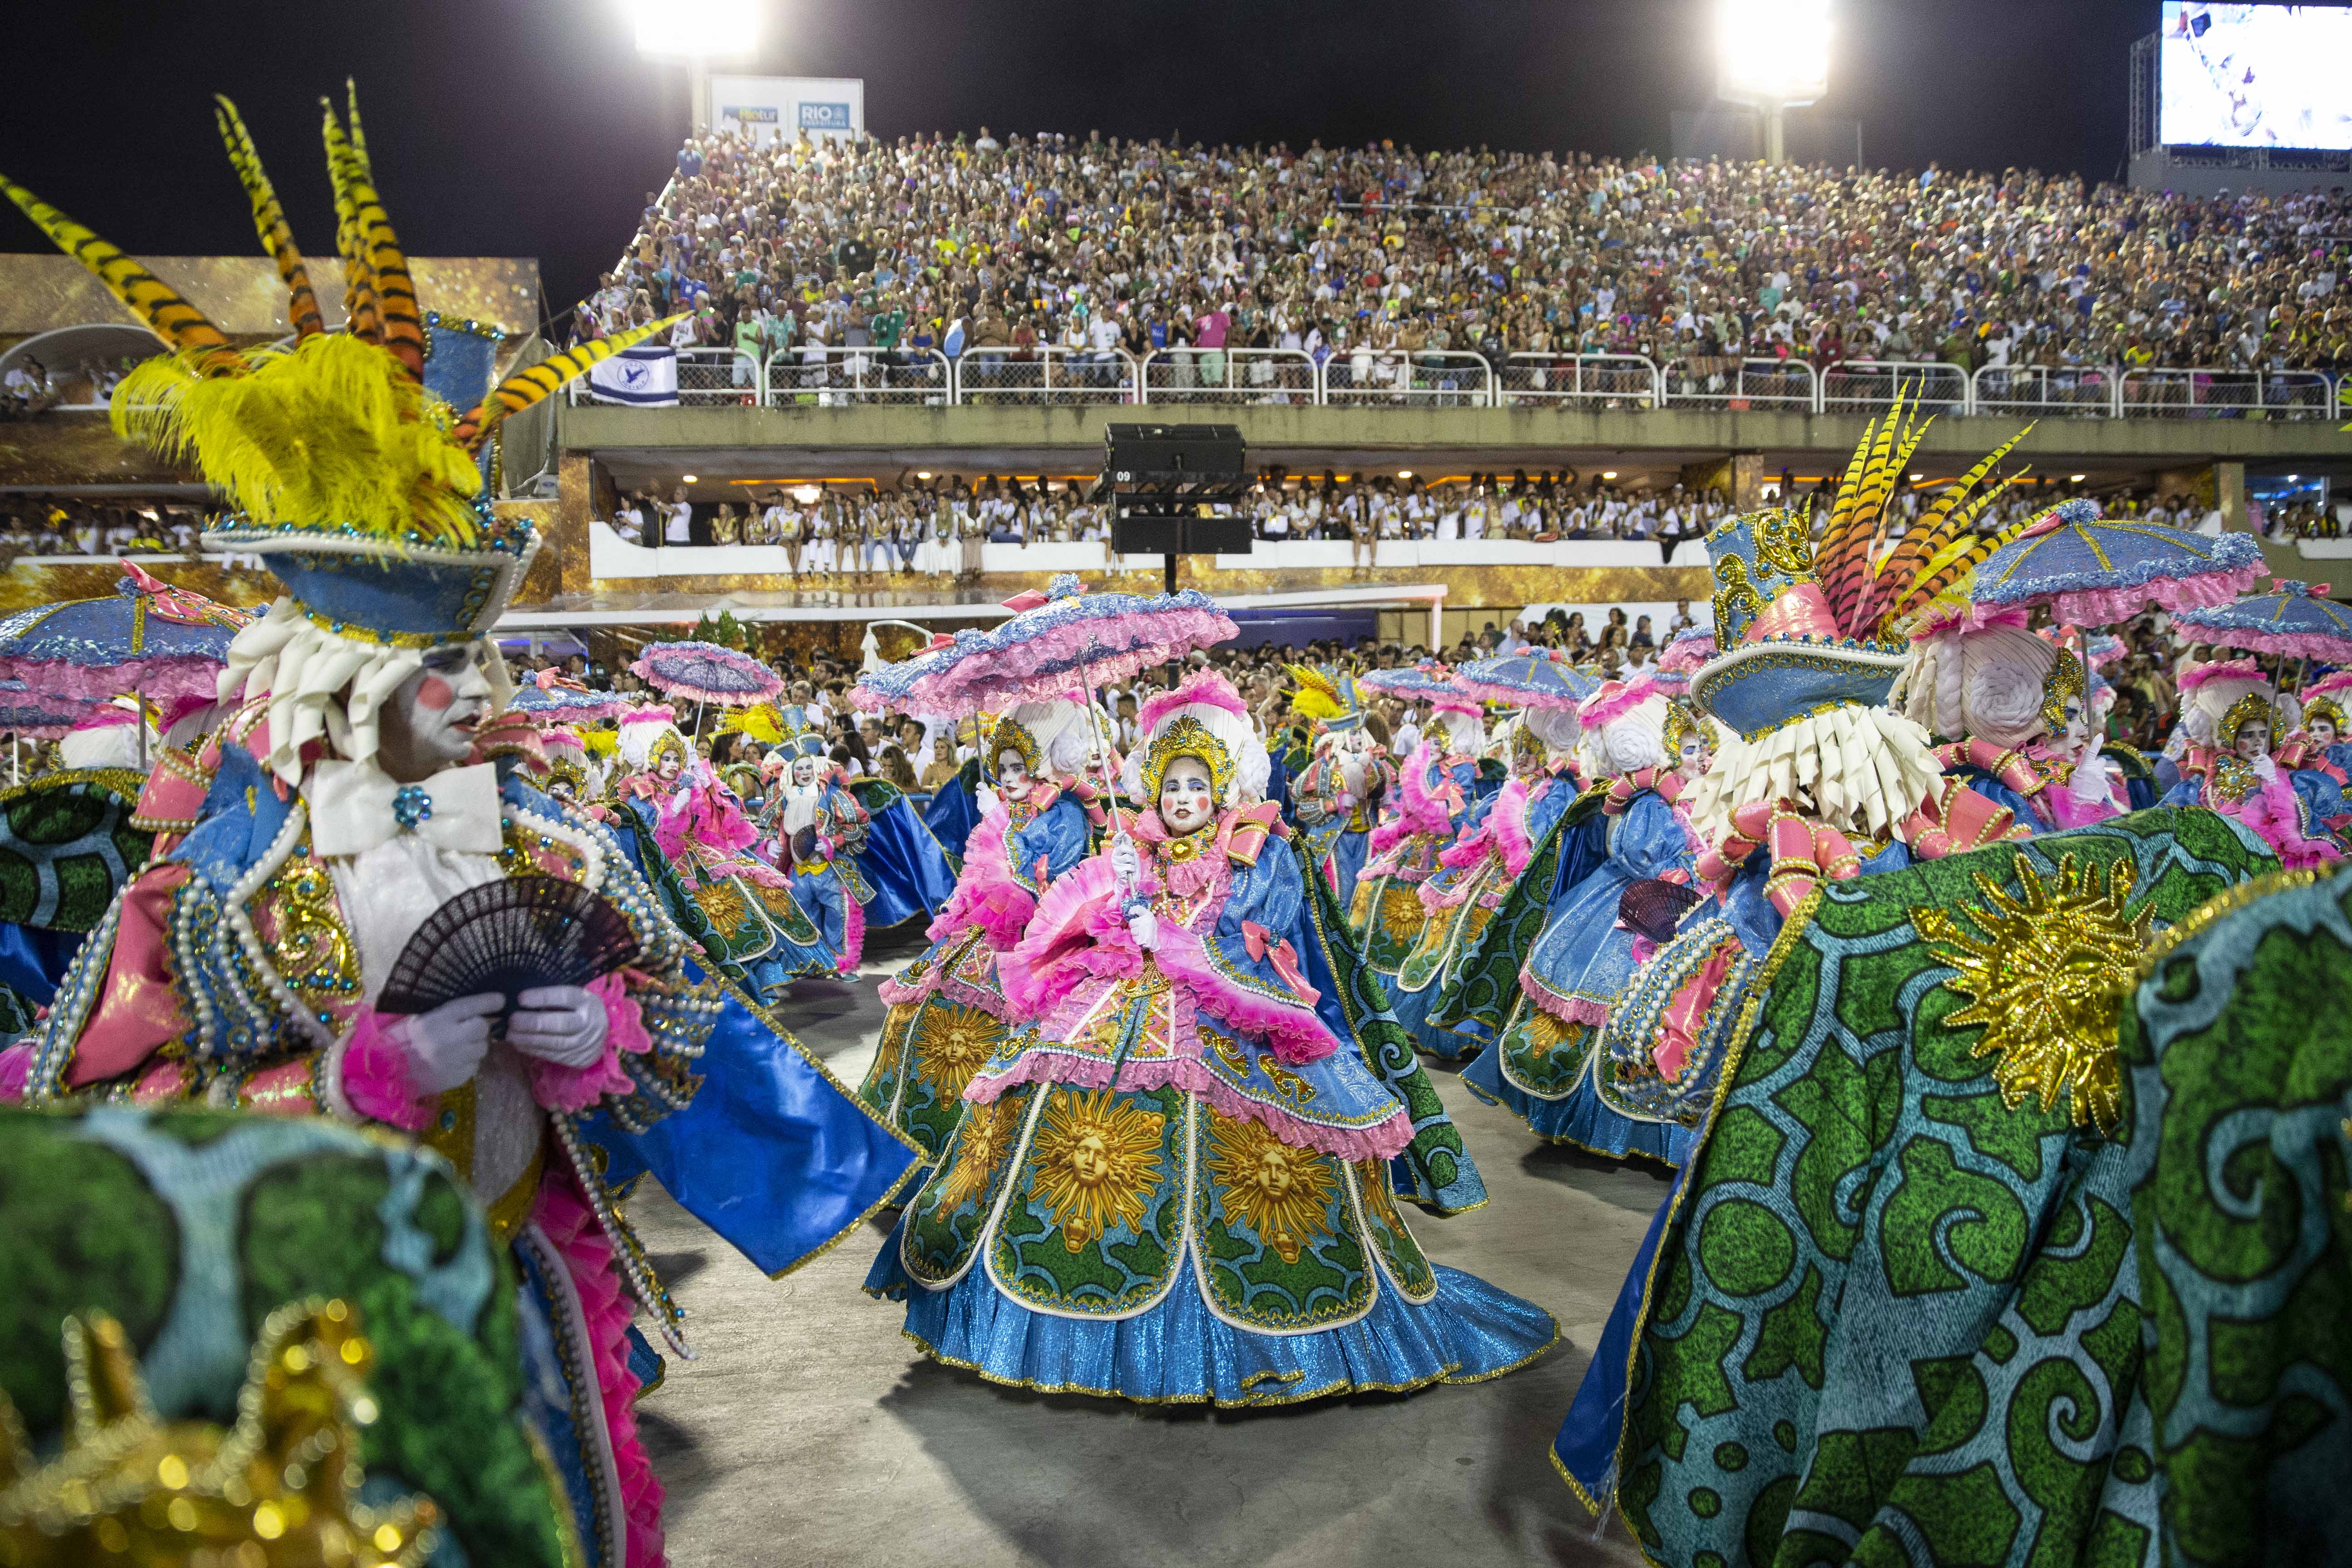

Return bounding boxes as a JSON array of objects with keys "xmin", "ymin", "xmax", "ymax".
[{"xmin": 309, "ymin": 760, "xmax": 504, "ymax": 860}]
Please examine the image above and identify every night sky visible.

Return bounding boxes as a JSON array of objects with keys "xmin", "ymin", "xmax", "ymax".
[{"xmin": 6, "ymin": 0, "xmax": 2159, "ymax": 323}]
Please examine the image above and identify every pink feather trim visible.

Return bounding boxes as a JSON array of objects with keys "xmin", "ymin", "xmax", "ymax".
[
  {"xmin": 965, "ymin": 1049, "xmax": 1413, "ymax": 1161},
  {"xmin": 2179, "ymin": 657, "xmax": 2268, "ymax": 694},
  {"xmin": 532, "ymin": 1175, "xmax": 666, "ymax": 1568},
  {"xmin": 1577, "ymin": 675, "xmax": 1659, "ymax": 730},
  {"xmin": 1137, "ymin": 668, "xmax": 1250, "ymax": 733},
  {"xmin": 1518, "ymin": 969, "xmax": 1614, "ymax": 1027},
  {"xmin": 0, "ymin": 656, "xmax": 222, "ymax": 706},
  {"xmin": 1370, "ymin": 741, "xmax": 1456, "ymax": 855},
  {"xmin": 340, "ymin": 1010, "xmax": 436, "ymax": 1132},
  {"xmin": 1000, "ymin": 852, "xmax": 1339, "ymax": 1066},
  {"xmin": 921, "ymin": 805, "xmax": 1039, "ymax": 951},
  {"xmin": 0, "ymin": 1040, "xmax": 31, "ymax": 1103},
  {"xmin": 2305, "ymin": 670, "xmax": 2352, "ymax": 702},
  {"xmin": 835, "ymin": 889, "xmax": 867, "ymax": 973}
]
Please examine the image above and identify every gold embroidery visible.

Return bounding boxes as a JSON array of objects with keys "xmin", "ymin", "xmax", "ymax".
[
  {"xmin": 938, "ymin": 1095, "xmax": 1020, "ymax": 1211},
  {"xmin": 1711, "ymin": 552, "xmax": 1765, "ymax": 639},
  {"xmin": 260, "ymin": 848, "xmax": 360, "ymax": 1013},
  {"xmin": 1753, "ymin": 506, "xmax": 1817, "ymax": 579},
  {"xmin": 692, "ymin": 878, "xmax": 752, "ymax": 930},
  {"xmin": 1377, "ymin": 883, "xmax": 1426, "ymax": 943},
  {"xmin": 1139, "ymin": 714, "xmax": 1236, "ymax": 806},
  {"xmin": 1260, "ymin": 1055, "xmax": 1318, "ymax": 1106},
  {"xmin": 1206, "ymin": 1114, "xmax": 1337, "ymax": 1265},
  {"xmin": 1029, "ymin": 1088, "xmax": 1166, "ymax": 1252},
  {"xmin": 1524, "ymin": 1010, "xmax": 1587, "ymax": 1060},
  {"xmin": 1911, "ymin": 853, "xmax": 2151, "ymax": 1135}
]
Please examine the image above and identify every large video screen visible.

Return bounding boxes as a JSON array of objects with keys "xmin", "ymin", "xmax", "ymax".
[{"xmin": 2160, "ymin": 5, "xmax": 2352, "ymax": 150}]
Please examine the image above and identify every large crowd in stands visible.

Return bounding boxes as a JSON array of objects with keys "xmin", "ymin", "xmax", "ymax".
[{"xmin": 575, "ymin": 124, "xmax": 2352, "ymax": 388}]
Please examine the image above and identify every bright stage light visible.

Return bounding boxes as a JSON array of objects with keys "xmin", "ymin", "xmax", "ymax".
[
  {"xmin": 1719, "ymin": 0, "xmax": 1831, "ymax": 108},
  {"xmin": 625, "ymin": 0, "xmax": 760, "ymax": 59},
  {"xmin": 681, "ymin": 473, "xmax": 699, "ymax": 483}
]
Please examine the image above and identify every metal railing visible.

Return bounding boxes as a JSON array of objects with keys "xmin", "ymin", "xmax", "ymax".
[
  {"xmin": 1498, "ymin": 353, "xmax": 1659, "ymax": 408},
  {"xmin": 956, "ymin": 346, "xmax": 1139, "ymax": 405},
  {"xmin": 1968, "ymin": 363, "xmax": 2119, "ymax": 421},
  {"xmin": 765, "ymin": 347, "xmax": 953, "ymax": 406},
  {"xmin": 2119, "ymin": 367, "xmax": 2337, "ymax": 421},
  {"xmin": 1139, "ymin": 347, "xmax": 1317, "ymax": 405},
  {"xmin": 1660, "ymin": 357, "xmax": 1817, "ymax": 414},
  {"xmin": 1821, "ymin": 360, "xmax": 1969, "ymax": 417},
  {"xmin": 1321, "ymin": 348, "xmax": 1492, "ymax": 407},
  {"xmin": 545, "ymin": 340, "xmax": 2352, "ymax": 420}
]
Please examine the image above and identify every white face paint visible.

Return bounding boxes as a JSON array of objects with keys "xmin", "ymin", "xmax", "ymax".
[
  {"xmin": 655, "ymin": 750, "xmax": 684, "ymax": 783},
  {"xmin": 791, "ymin": 755, "xmax": 822, "ymax": 786},
  {"xmin": 1158, "ymin": 755, "xmax": 1216, "ymax": 836},
  {"xmin": 2234, "ymin": 719, "xmax": 2272, "ymax": 763},
  {"xmin": 378, "ymin": 643, "xmax": 493, "ymax": 783},
  {"xmin": 2311, "ymin": 719, "xmax": 2338, "ymax": 748},
  {"xmin": 995, "ymin": 750, "xmax": 1034, "ymax": 802},
  {"xmin": 1678, "ymin": 733, "xmax": 1707, "ymax": 770}
]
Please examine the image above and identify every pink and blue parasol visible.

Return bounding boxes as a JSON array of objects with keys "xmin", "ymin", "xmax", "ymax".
[
  {"xmin": 1452, "ymin": 648, "xmax": 1600, "ymax": 710},
  {"xmin": 2172, "ymin": 579, "xmax": 2352, "ymax": 662},
  {"xmin": 851, "ymin": 574, "xmax": 1235, "ymax": 714},
  {"xmin": 0, "ymin": 679, "xmax": 100, "ymax": 740},
  {"xmin": 0, "ymin": 562, "xmax": 250, "ymax": 704},
  {"xmin": 629, "ymin": 640, "xmax": 783, "ymax": 707},
  {"xmin": 508, "ymin": 670, "xmax": 631, "ymax": 722},
  {"xmin": 1971, "ymin": 499, "xmax": 2265, "ymax": 626}
]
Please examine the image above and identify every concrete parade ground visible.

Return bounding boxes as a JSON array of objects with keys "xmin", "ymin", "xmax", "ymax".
[{"xmin": 626, "ymin": 922, "xmax": 1663, "ymax": 1567}]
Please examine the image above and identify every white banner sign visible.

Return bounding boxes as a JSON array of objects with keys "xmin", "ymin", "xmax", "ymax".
[{"xmin": 709, "ymin": 75, "xmax": 865, "ymax": 144}]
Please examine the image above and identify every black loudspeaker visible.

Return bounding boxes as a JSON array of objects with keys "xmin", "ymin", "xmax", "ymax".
[{"xmin": 1110, "ymin": 514, "xmax": 1256, "ymax": 554}]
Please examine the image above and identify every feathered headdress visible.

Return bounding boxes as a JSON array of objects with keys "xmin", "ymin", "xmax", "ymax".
[
  {"xmin": 1122, "ymin": 670, "xmax": 1270, "ymax": 807},
  {"xmin": 3, "ymin": 87, "xmax": 680, "ymax": 781}
]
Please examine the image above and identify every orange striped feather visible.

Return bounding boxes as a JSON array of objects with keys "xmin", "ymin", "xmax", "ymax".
[
  {"xmin": 1882, "ymin": 423, "xmax": 2034, "ymax": 616},
  {"xmin": 1813, "ymin": 409, "xmax": 1879, "ymax": 632},
  {"xmin": 454, "ymin": 317, "xmax": 686, "ymax": 451},
  {"xmin": 339, "ymin": 84, "xmax": 424, "ymax": 381},
  {"xmin": 1903, "ymin": 510, "xmax": 2038, "ymax": 615},
  {"xmin": 0, "ymin": 176, "xmax": 244, "ymax": 374},
  {"xmin": 212, "ymin": 97, "xmax": 324, "ymax": 341},
  {"xmin": 318, "ymin": 103, "xmax": 382, "ymax": 344}
]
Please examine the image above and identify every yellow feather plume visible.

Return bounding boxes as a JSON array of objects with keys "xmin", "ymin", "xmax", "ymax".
[
  {"xmin": 0, "ymin": 176, "xmax": 245, "ymax": 373},
  {"xmin": 213, "ymin": 96, "xmax": 323, "ymax": 341},
  {"xmin": 579, "ymin": 728, "xmax": 619, "ymax": 759},
  {"xmin": 1286, "ymin": 663, "xmax": 1345, "ymax": 723},
  {"xmin": 719, "ymin": 703, "xmax": 786, "ymax": 744},
  {"xmin": 112, "ymin": 332, "xmax": 484, "ymax": 547}
]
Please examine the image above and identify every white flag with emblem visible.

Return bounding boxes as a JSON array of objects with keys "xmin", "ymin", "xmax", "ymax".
[{"xmin": 586, "ymin": 344, "xmax": 679, "ymax": 407}]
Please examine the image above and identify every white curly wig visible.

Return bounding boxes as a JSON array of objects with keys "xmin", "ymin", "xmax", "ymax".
[
  {"xmin": 1899, "ymin": 622, "xmax": 2059, "ymax": 750},
  {"xmin": 1119, "ymin": 670, "xmax": 1273, "ymax": 806}
]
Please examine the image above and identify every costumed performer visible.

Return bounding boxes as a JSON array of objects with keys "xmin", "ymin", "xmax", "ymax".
[
  {"xmin": 612, "ymin": 706, "xmax": 842, "ymax": 995},
  {"xmin": 862, "ymin": 699, "xmax": 1098, "ymax": 1161},
  {"xmin": 1285, "ymin": 663, "xmax": 1393, "ymax": 908},
  {"xmin": 1553, "ymin": 411, "xmax": 2087, "ymax": 1511},
  {"xmin": 0, "ymin": 88, "xmax": 917, "ymax": 1568},
  {"xmin": 1347, "ymin": 667, "xmax": 1488, "ymax": 1058},
  {"xmin": 1462, "ymin": 676, "xmax": 1702, "ymax": 1160},
  {"xmin": 2160, "ymin": 659, "xmax": 2343, "ymax": 867},
  {"xmin": 2282, "ymin": 669, "xmax": 2352, "ymax": 808},
  {"xmin": 1388, "ymin": 693, "xmax": 1586, "ymax": 1059},
  {"xmin": 866, "ymin": 668, "xmax": 1558, "ymax": 1404}
]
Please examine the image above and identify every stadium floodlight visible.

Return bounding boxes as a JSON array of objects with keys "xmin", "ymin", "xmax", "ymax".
[
  {"xmin": 1718, "ymin": 0, "xmax": 1831, "ymax": 164},
  {"xmin": 625, "ymin": 0, "xmax": 760, "ymax": 59}
]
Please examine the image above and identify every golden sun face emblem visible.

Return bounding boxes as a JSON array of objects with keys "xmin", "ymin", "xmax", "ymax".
[
  {"xmin": 917, "ymin": 1004, "xmax": 1000, "ymax": 1101},
  {"xmin": 1206, "ymin": 1115, "xmax": 1338, "ymax": 1265},
  {"xmin": 1524, "ymin": 1010, "xmax": 1587, "ymax": 1061},
  {"xmin": 1911, "ymin": 853, "xmax": 2153, "ymax": 1135},
  {"xmin": 1029, "ymin": 1088, "xmax": 1166, "ymax": 1253}
]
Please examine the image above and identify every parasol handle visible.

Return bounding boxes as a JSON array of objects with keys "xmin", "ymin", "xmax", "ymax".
[{"xmin": 1075, "ymin": 640, "xmax": 1137, "ymax": 907}]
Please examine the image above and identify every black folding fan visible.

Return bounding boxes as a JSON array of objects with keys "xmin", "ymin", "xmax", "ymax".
[
  {"xmin": 376, "ymin": 876, "xmax": 639, "ymax": 1016},
  {"xmin": 1618, "ymin": 878, "xmax": 1704, "ymax": 946}
]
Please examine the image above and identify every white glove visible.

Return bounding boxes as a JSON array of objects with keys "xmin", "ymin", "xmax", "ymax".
[
  {"xmin": 507, "ymin": 985, "xmax": 612, "ymax": 1068},
  {"xmin": 2251, "ymin": 754, "xmax": 2278, "ymax": 784},
  {"xmin": 387, "ymin": 992, "xmax": 502, "ymax": 1096},
  {"xmin": 1109, "ymin": 831, "xmax": 1141, "ymax": 891},
  {"xmin": 1126, "ymin": 906, "xmax": 1161, "ymax": 951},
  {"xmin": 2068, "ymin": 750, "xmax": 2112, "ymax": 804}
]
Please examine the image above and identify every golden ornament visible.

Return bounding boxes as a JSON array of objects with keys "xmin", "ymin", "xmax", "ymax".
[
  {"xmin": 1029, "ymin": 1088, "xmax": 1166, "ymax": 1253},
  {"xmin": 1911, "ymin": 853, "xmax": 2151, "ymax": 1135},
  {"xmin": 1205, "ymin": 1113, "xmax": 1338, "ymax": 1266},
  {"xmin": 0, "ymin": 1298, "xmax": 438, "ymax": 1567}
]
